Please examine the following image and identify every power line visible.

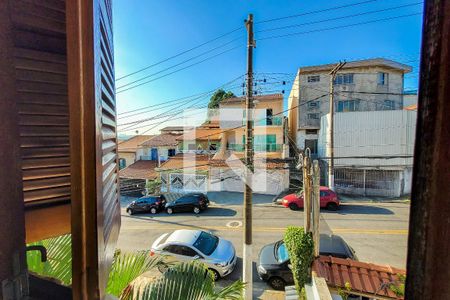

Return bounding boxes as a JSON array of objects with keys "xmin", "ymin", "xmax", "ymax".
[
  {"xmin": 116, "ymin": 37, "xmax": 244, "ymax": 91},
  {"xmin": 256, "ymin": 0, "xmax": 378, "ymax": 24},
  {"xmin": 258, "ymin": 12, "xmax": 422, "ymax": 41},
  {"xmin": 116, "ymin": 26, "xmax": 242, "ymax": 81},
  {"xmin": 118, "ymin": 75, "xmax": 244, "ymax": 116},
  {"xmin": 116, "ymin": 45, "xmax": 242, "ymax": 94},
  {"xmin": 124, "ymin": 93, "xmax": 330, "ymax": 140},
  {"xmin": 256, "ymin": 2, "xmax": 423, "ymax": 33}
]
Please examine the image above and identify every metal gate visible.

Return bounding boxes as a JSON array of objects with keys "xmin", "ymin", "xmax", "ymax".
[
  {"xmin": 334, "ymin": 168, "xmax": 400, "ymax": 197},
  {"xmin": 166, "ymin": 173, "xmax": 207, "ymax": 193}
]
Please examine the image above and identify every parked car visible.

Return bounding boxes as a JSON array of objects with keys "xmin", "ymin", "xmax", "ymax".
[
  {"xmin": 165, "ymin": 193, "xmax": 209, "ymax": 214},
  {"xmin": 126, "ymin": 195, "xmax": 166, "ymax": 215},
  {"xmin": 281, "ymin": 186, "xmax": 339, "ymax": 211},
  {"xmin": 151, "ymin": 229, "xmax": 236, "ymax": 280},
  {"xmin": 257, "ymin": 234, "xmax": 357, "ymax": 290}
]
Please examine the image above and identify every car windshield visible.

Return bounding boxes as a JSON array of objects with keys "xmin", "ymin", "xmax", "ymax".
[
  {"xmin": 193, "ymin": 231, "xmax": 219, "ymax": 256},
  {"xmin": 275, "ymin": 241, "xmax": 289, "ymax": 263}
]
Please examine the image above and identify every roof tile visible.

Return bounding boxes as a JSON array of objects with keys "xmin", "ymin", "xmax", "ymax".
[
  {"xmin": 119, "ymin": 160, "xmax": 158, "ymax": 180},
  {"xmin": 118, "ymin": 135, "xmax": 154, "ymax": 152},
  {"xmin": 313, "ymin": 255, "xmax": 406, "ymax": 299}
]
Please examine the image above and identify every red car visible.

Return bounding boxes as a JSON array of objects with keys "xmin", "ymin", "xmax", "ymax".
[{"xmin": 281, "ymin": 186, "xmax": 340, "ymax": 211}]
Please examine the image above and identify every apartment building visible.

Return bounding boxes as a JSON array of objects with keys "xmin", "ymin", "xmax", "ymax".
[
  {"xmin": 288, "ymin": 58, "xmax": 412, "ymax": 154},
  {"xmin": 216, "ymin": 93, "xmax": 289, "ymax": 159}
]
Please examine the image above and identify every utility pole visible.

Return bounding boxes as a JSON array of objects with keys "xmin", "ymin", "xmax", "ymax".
[
  {"xmin": 243, "ymin": 13, "xmax": 254, "ymax": 300},
  {"xmin": 327, "ymin": 61, "xmax": 346, "ymax": 190},
  {"xmin": 302, "ymin": 149, "xmax": 312, "ymax": 233}
]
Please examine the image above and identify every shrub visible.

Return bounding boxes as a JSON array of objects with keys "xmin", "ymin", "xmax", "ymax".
[
  {"xmin": 284, "ymin": 226, "xmax": 314, "ymax": 296},
  {"xmin": 145, "ymin": 178, "xmax": 161, "ymax": 195}
]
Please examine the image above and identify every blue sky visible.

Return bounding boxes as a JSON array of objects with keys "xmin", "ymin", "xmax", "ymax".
[{"xmin": 113, "ymin": 0, "xmax": 423, "ymax": 135}]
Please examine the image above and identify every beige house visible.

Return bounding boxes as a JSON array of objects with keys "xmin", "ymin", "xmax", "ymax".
[
  {"xmin": 118, "ymin": 135, "xmax": 154, "ymax": 169},
  {"xmin": 215, "ymin": 93, "xmax": 289, "ymax": 159},
  {"xmin": 288, "ymin": 58, "xmax": 412, "ymax": 154}
]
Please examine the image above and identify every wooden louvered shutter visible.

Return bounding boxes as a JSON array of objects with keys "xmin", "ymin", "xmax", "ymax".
[{"xmin": 67, "ymin": 0, "xmax": 120, "ymax": 298}]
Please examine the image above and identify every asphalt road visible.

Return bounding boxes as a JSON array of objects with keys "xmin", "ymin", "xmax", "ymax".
[{"xmin": 117, "ymin": 200, "xmax": 410, "ymax": 299}]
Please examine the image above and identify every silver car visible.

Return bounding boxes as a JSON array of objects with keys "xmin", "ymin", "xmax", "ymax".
[{"xmin": 151, "ymin": 229, "xmax": 237, "ymax": 280}]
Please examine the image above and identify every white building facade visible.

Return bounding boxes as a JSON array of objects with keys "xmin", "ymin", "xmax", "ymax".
[
  {"xmin": 318, "ymin": 110, "xmax": 416, "ymax": 197},
  {"xmin": 288, "ymin": 58, "xmax": 412, "ymax": 155}
]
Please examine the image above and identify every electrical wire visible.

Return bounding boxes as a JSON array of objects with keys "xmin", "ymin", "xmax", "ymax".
[
  {"xmin": 116, "ymin": 45, "xmax": 242, "ymax": 94},
  {"xmin": 116, "ymin": 26, "xmax": 243, "ymax": 81},
  {"xmin": 256, "ymin": 2, "xmax": 423, "ymax": 34},
  {"xmin": 256, "ymin": 0, "xmax": 379, "ymax": 24},
  {"xmin": 258, "ymin": 12, "xmax": 422, "ymax": 41},
  {"xmin": 116, "ymin": 37, "xmax": 244, "ymax": 91}
]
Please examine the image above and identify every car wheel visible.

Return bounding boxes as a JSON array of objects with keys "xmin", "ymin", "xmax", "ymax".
[
  {"xmin": 193, "ymin": 206, "xmax": 200, "ymax": 214},
  {"xmin": 166, "ymin": 208, "xmax": 173, "ymax": 214},
  {"xmin": 150, "ymin": 207, "xmax": 157, "ymax": 214},
  {"xmin": 268, "ymin": 276, "xmax": 286, "ymax": 290},
  {"xmin": 326, "ymin": 202, "xmax": 338, "ymax": 211},
  {"xmin": 127, "ymin": 209, "xmax": 134, "ymax": 215},
  {"xmin": 288, "ymin": 203, "xmax": 299, "ymax": 211},
  {"xmin": 208, "ymin": 269, "xmax": 220, "ymax": 281}
]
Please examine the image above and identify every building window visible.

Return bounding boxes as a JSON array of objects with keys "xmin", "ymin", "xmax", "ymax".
[
  {"xmin": 168, "ymin": 149, "xmax": 176, "ymax": 156},
  {"xmin": 307, "ymin": 113, "xmax": 319, "ymax": 119},
  {"xmin": 254, "ymin": 134, "xmax": 278, "ymax": 152},
  {"xmin": 305, "ymin": 139, "xmax": 318, "ymax": 154},
  {"xmin": 306, "ymin": 129, "xmax": 318, "ymax": 135},
  {"xmin": 209, "ymin": 144, "xmax": 217, "ymax": 151},
  {"xmin": 336, "ymin": 100, "xmax": 360, "ymax": 112},
  {"xmin": 378, "ymin": 72, "xmax": 388, "ymax": 85},
  {"xmin": 119, "ymin": 158, "xmax": 126, "ymax": 169},
  {"xmin": 383, "ymin": 100, "xmax": 395, "ymax": 110},
  {"xmin": 307, "ymin": 75, "xmax": 320, "ymax": 83},
  {"xmin": 334, "ymin": 73, "xmax": 354, "ymax": 85},
  {"xmin": 266, "ymin": 108, "xmax": 273, "ymax": 125},
  {"xmin": 307, "ymin": 101, "xmax": 319, "ymax": 109}
]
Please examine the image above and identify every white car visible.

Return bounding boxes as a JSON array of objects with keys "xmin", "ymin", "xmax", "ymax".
[{"xmin": 151, "ymin": 229, "xmax": 237, "ymax": 280}]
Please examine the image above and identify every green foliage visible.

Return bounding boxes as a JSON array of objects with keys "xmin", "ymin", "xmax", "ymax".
[
  {"xmin": 283, "ymin": 226, "xmax": 314, "ymax": 296},
  {"xmin": 26, "ymin": 234, "xmax": 72, "ymax": 285},
  {"xmin": 26, "ymin": 235, "xmax": 244, "ymax": 299},
  {"xmin": 208, "ymin": 89, "xmax": 235, "ymax": 109},
  {"xmin": 337, "ymin": 281, "xmax": 352, "ymax": 300},
  {"xmin": 121, "ymin": 261, "xmax": 244, "ymax": 300},
  {"xmin": 106, "ymin": 251, "xmax": 165, "ymax": 297},
  {"xmin": 389, "ymin": 274, "xmax": 406, "ymax": 297},
  {"xmin": 146, "ymin": 178, "xmax": 162, "ymax": 195}
]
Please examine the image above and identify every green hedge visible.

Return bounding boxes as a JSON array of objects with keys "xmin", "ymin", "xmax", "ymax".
[{"xmin": 284, "ymin": 226, "xmax": 314, "ymax": 296}]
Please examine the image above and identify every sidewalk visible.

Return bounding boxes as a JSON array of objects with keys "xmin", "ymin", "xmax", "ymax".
[{"xmin": 338, "ymin": 194, "xmax": 411, "ymax": 203}]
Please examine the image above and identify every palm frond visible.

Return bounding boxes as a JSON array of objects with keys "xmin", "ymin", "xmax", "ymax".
[
  {"xmin": 106, "ymin": 251, "xmax": 164, "ymax": 297},
  {"xmin": 121, "ymin": 261, "xmax": 244, "ymax": 300},
  {"xmin": 26, "ymin": 234, "xmax": 72, "ymax": 285},
  {"xmin": 207, "ymin": 280, "xmax": 245, "ymax": 300}
]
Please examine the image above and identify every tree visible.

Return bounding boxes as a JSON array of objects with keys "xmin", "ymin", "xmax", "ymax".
[
  {"xmin": 27, "ymin": 234, "xmax": 244, "ymax": 299},
  {"xmin": 146, "ymin": 178, "xmax": 162, "ymax": 195},
  {"xmin": 208, "ymin": 89, "xmax": 235, "ymax": 109}
]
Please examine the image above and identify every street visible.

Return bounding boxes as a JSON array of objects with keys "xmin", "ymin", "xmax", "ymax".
[{"xmin": 117, "ymin": 194, "xmax": 410, "ymax": 299}]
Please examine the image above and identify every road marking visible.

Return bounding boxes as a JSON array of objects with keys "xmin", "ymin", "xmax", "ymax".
[
  {"xmin": 226, "ymin": 220, "xmax": 242, "ymax": 228},
  {"xmin": 121, "ymin": 225, "xmax": 408, "ymax": 235}
]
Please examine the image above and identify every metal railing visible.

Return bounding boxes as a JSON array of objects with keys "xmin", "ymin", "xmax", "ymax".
[
  {"xmin": 255, "ymin": 116, "xmax": 283, "ymax": 126},
  {"xmin": 227, "ymin": 143, "xmax": 282, "ymax": 152}
]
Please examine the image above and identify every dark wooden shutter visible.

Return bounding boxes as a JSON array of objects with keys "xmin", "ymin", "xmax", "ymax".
[
  {"xmin": 67, "ymin": 0, "xmax": 120, "ymax": 298},
  {"xmin": 9, "ymin": 1, "xmax": 70, "ymax": 206},
  {"xmin": 0, "ymin": 0, "xmax": 72, "ymax": 243},
  {"xmin": 96, "ymin": 0, "xmax": 121, "ymax": 290}
]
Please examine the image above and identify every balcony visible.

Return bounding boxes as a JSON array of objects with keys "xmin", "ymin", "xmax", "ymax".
[
  {"xmin": 179, "ymin": 149, "xmax": 217, "ymax": 154},
  {"xmin": 227, "ymin": 143, "xmax": 282, "ymax": 152},
  {"xmin": 255, "ymin": 116, "xmax": 283, "ymax": 126}
]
